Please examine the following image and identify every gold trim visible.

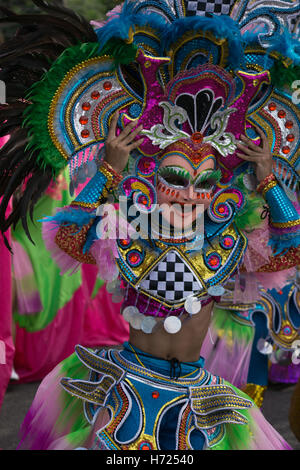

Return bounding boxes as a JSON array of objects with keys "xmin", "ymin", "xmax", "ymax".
[
  {"xmin": 271, "ymin": 219, "xmax": 300, "ymax": 228},
  {"xmin": 261, "ymin": 180, "xmax": 278, "ymax": 197}
]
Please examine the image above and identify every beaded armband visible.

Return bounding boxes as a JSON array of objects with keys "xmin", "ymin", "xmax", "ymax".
[
  {"xmin": 55, "ymin": 221, "xmax": 97, "ymax": 265},
  {"xmin": 256, "ymin": 173, "xmax": 277, "ymax": 198},
  {"xmin": 71, "ymin": 161, "xmax": 123, "ymax": 210},
  {"xmin": 256, "ymin": 173, "xmax": 300, "ymax": 254}
]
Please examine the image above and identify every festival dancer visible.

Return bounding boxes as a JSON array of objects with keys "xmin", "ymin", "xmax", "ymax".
[{"xmin": 0, "ymin": 0, "xmax": 299, "ymax": 450}]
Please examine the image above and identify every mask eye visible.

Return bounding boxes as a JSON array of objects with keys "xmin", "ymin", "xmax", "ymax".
[
  {"xmin": 194, "ymin": 178, "xmax": 216, "ymax": 192},
  {"xmin": 158, "ymin": 167, "xmax": 190, "ymax": 189},
  {"xmin": 194, "ymin": 169, "xmax": 221, "ymax": 192}
]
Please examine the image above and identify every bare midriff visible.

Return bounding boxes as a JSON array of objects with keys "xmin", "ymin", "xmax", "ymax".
[{"xmin": 129, "ymin": 299, "xmax": 214, "ymax": 363}]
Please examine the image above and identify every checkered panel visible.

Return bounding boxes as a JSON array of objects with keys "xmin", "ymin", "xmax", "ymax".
[
  {"xmin": 140, "ymin": 251, "xmax": 203, "ymax": 302},
  {"xmin": 185, "ymin": 0, "xmax": 234, "ymax": 16}
]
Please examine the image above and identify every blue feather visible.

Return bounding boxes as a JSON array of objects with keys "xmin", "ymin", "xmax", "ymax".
[
  {"xmin": 162, "ymin": 15, "xmax": 244, "ymax": 70},
  {"xmin": 243, "ymin": 27, "xmax": 300, "ymax": 66},
  {"xmin": 95, "ymin": 1, "xmax": 168, "ymax": 48},
  {"xmin": 268, "ymin": 232, "xmax": 300, "ymax": 256},
  {"xmin": 41, "ymin": 207, "xmax": 96, "ymax": 228}
]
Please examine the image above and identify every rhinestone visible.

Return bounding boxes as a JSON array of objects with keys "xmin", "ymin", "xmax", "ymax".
[
  {"xmin": 152, "ymin": 391, "xmax": 159, "ymax": 399},
  {"xmin": 82, "ymin": 102, "xmax": 91, "ymax": 111},
  {"xmin": 282, "ymin": 146, "xmax": 290, "ymax": 154},
  {"xmin": 81, "ymin": 130, "xmax": 90, "ymax": 138},
  {"xmin": 278, "ymin": 110, "xmax": 286, "ymax": 118},
  {"xmin": 268, "ymin": 102, "xmax": 276, "ymax": 111},
  {"xmin": 103, "ymin": 81, "xmax": 112, "ymax": 90},
  {"xmin": 128, "ymin": 252, "xmax": 140, "ymax": 264},
  {"xmin": 191, "ymin": 132, "xmax": 203, "ymax": 144},
  {"xmin": 79, "ymin": 116, "xmax": 88, "ymax": 125},
  {"xmin": 91, "ymin": 90, "xmax": 100, "ymax": 100},
  {"xmin": 285, "ymin": 120, "xmax": 293, "ymax": 129},
  {"xmin": 286, "ymin": 134, "xmax": 295, "ymax": 142}
]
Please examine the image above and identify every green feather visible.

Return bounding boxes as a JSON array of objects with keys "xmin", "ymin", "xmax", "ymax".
[
  {"xmin": 270, "ymin": 60, "xmax": 300, "ymax": 89},
  {"xmin": 233, "ymin": 174, "xmax": 265, "ymax": 231}
]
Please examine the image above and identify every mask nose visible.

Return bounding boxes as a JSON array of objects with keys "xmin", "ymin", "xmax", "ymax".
[{"xmin": 188, "ymin": 185, "xmax": 197, "ymax": 200}]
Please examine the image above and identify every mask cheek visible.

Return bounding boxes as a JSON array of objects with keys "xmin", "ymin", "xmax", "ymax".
[{"xmin": 195, "ymin": 192, "xmax": 212, "ymax": 210}]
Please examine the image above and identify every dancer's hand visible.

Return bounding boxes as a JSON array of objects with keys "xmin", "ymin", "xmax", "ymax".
[
  {"xmin": 236, "ymin": 126, "xmax": 273, "ymax": 182},
  {"xmin": 104, "ymin": 112, "xmax": 144, "ymax": 173}
]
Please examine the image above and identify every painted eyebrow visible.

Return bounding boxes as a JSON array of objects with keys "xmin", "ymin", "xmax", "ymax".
[
  {"xmin": 195, "ymin": 169, "xmax": 222, "ymax": 183},
  {"xmin": 158, "ymin": 166, "xmax": 191, "ymax": 179}
]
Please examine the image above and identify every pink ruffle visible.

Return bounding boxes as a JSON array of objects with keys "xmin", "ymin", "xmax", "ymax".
[
  {"xmin": 254, "ymin": 267, "xmax": 296, "ymax": 291},
  {"xmin": 243, "ymin": 222, "xmax": 272, "ymax": 273},
  {"xmin": 91, "ymin": 238, "xmax": 119, "ymax": 282}
]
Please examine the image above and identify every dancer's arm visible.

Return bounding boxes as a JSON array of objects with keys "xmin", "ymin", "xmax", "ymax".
[
  {"xmin": 236, "ymin": 126, "xmax": 300, "ymax": 258},
  {"xmin": 45, "ymin": 114, "xmax": 143, "ymax": 264}
]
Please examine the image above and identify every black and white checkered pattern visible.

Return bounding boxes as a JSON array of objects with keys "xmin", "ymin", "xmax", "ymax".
[
  {"xmin": 185, "ymin": 0, "xmax": 234, "ymax": 16},
  {"xmin": 140, "ymin": 251, "xmax": 202, "ymax": 302}
]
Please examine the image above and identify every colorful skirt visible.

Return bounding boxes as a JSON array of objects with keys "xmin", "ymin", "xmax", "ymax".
[{"xmin": 18, "ymin": 342, "xmax": 291, "ymax": 450}]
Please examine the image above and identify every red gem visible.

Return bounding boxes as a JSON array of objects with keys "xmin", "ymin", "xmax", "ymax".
[
  {"xmin": 166, "ymin": 189, "xmax": 170, "ymax": 195},
  {"xmin": 79, "ymin": 116, "xmax": 88, "ymax": 125},
  {"xmin": 286, "ymin": 134, "xmax": 295, "ymax": 142},
  {"xmin": 129, "ymin": 253, "xmax": 139, "ymax": 263},
  {"xmin": 81, "ymin": 130, "xmax": 90, "ymax": 138},
  {"xmin": 278, "ymin": 110, "xmax": 286, "ymax": 118},
  {"xmin": 268, "ymin": 102, "xmax": 276, "ymax": 111},
  {"xmin": 191, "ymin": 132, "xmax": 203, "ymax": 144},
  {"xmin": 285, "ymin": 120, "xmax": 293, "ymax": 129},
  {"xmin": 141, "ymin": 444, "xmax": 151, "ymax": 450},
  {"xmin": 210, "ymin": 257, "xmax": 218, "ymax": 266},
  {"xmin": 219, "ymin": 207, "xmax": 225, "ymax": 213},
  {"xmin": 282, "ymin": 146, "xmax": 290, "ymax": 154},
  {"xmin": 91, "ymin": 90, "xmax": 100, "ymax": 100},
  {"xmin": 82, "ymin": 102, "xmax": 91, "ymax": 111},
  {"xmin": 120, "ymin": 239, "xmax": 130, "ymax": 247},
  {"xmin": 103, "ymin": 81, "xmax": 112, "ymax": 91},
  {"xmin": 140, "ymin": 196, "xmax": 148, "ymax": 205},
  {"xmin": 279, "ymin": 290, "xmax": 283, "ymax": 295},
  {"xmin": 152, "ymin": 391, "xmax": 159, "ymax": 399}
]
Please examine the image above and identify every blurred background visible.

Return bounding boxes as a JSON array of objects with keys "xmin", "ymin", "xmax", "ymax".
[{"xmin": 0, "ymin": 0, "xmax": 123, "ymax": 41}]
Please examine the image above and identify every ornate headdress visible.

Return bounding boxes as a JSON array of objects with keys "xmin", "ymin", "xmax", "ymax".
[{"xmin": 0, "ymin": 0, "xmax": 299, "ymax": 237}]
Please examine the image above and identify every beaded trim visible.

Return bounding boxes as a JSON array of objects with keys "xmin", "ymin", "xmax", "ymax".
[
  {"xmin": 271, "ymin": 219, "xmax": 300, "ymax": 229},
  {"xmin": 260, "ymin": 180, "xmax": 278, "ymax": 198},
  {"xmin": 55, "ymin": 222, "xmax": 96, "ymax": 264},
  {"xmin": 256, "ymin": 173, "xmax": 277, "ymax": 194}
]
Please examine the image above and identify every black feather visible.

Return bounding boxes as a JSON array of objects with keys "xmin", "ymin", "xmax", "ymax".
[{"xmin": 0, "ymin": 0, "xmax": 97, "ymax": 243}]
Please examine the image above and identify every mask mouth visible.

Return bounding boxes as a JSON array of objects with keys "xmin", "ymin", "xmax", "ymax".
[{"xmin": 164, "ymin": 202, "xmax": 201, "ymax": 219}]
